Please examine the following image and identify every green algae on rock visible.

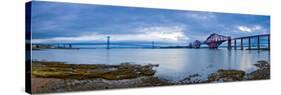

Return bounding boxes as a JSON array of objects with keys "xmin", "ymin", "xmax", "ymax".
[{"xmin": 32, "ymin": 61, "xmax": 159, "ymax": 80}]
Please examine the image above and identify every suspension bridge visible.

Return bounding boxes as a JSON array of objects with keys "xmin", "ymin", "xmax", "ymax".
[
  {"xmin": 32, "ymin": 34, "xmax": 270, "ymax": 50},
  {"xmin": 32, "ymin": 36, "xmax": 161, "ymax": 49}
]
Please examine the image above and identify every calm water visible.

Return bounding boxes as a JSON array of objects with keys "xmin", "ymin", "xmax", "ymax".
[{"xmin": 32, "ymin": 49, "xmax": 270, "ymax": 81}]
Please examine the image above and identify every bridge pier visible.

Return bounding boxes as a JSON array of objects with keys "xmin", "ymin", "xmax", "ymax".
[
  {"xmin": 152, "ymin": 41, "xmax": 155, "ymax": 49},
  {"xmin": 35, "ymin": 44, "xmax": 39, "ymax": 48},
  {"xmin": 268, "ymin": 35, "xmax": 270, "ymax": 50},
  {"xmin": 248, "ymin": 37, "xmax": 251, "ymax": 50},
  {"xmin": 257, "ymin": 36, "xmax": 260, "ymax": 50},
  {"xmin": 234, "ymin": 39, "xmax": 237, "ymax": 50},
  {"xmin": 69, "ymin": 44, "xmax": 72, "ymax": 48},
  {"xmin": 227, "ymin": 37, "xmax": 231, "ymax": 50},
  {"xmin": 107, "ymin": 36, "xmax": 110, "ymax": 49},
  {"xmin": 240, "ymin": 38, "xmax": 243, "ymax": 50}
]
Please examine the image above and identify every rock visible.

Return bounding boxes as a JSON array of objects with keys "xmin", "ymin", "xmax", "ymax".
[
  {"xmin": 254, "ymin": 60, "xmax": 270, "ymax": 69},
  {"xmin": 208, "ymin": 69, "xmax": 245, "ymax": 82},
  {"xmin": 247, "ymin": 60, "xmax": 270, "ymax": 80},
  {"xmin": 32, "ymin": 76, "xmax": 169, "ymax": 93},
  {"xmin": 180, "ymin": 73, "xmax": 201, "ymax": 83},
  {"xmin": 32, "ymin": 61, "xmax": 159, "ymax": 80}
]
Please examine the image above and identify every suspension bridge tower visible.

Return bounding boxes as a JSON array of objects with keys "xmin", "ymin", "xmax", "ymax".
[
  {"xmin": 152, "ymin": 41, "xmax": 155, "ymax": 48},
  {"xmin": 107, "ymin": 36, "xmax": 110, "ymax": 49}
]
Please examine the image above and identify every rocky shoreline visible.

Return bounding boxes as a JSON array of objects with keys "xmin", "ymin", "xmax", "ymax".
[
  {"xmin": 31, "ymin": 60, "xmax": 270, "ymax": 94},
  {"xmin": 31, "ymin": 61, "xmax": 166, "ymax": 93}
]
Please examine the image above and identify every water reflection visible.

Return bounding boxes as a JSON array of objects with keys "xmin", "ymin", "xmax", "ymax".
[
  {"xmin": 239, "ymin": 50, "xmax": 255, "ymax": 72},
  {"xmin": 105, "ymin": 49, "xmax": 110, "ymax": 64},
  {"xmin": 32, "ymin": 49, "xmax": 269, "ymax": 81}
]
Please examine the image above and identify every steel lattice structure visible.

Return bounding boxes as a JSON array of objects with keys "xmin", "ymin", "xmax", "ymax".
[{"xmin": 203, "ymin": 33, "xmax": 230, "ymax": 49}]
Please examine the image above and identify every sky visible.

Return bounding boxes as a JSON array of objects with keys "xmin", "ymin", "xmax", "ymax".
[{"xmin": 31, "ymin": 1, "xmax": 270, "ymax": 45}]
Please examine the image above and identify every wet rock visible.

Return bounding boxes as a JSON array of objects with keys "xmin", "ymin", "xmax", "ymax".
[
  {"xmin": 32, "ymin": 76, "xmax": 170, "ymax": 93},
  {"xmin": 179, "ymin": 73, "xmax": 202, "ymax": 84},
  {"xmin": 208, "ymin": 69, "xmax": 245, "ymax": 82},
  {"xmin": 32, "ymin": 61, "xmax": 159, "ymax": 80},
  {"xmin": 254, "ymin": 60, "xmax": 270, "ymax": 69},
  {"xmin": 247, "ymin": 60, "xmax": 270, "ymax": 80}
]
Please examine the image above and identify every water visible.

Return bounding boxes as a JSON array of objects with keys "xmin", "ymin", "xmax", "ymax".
[{"xmin": 32, "ymin": 48, "xmax": 270, "ymax": 81}]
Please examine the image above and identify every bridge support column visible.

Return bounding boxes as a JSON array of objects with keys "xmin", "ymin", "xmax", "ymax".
[
  {"xmin": 234, "ymin": 39, "xmax": 237, "ymax": 50},
  {"xmin": 248, "ymin": 37, "xmax": 251, "ymax": 50},
  {"xmin": 227, "ymin": 37, "xmax": 231, "ymax": 50},
  {"xmin": 240, "ymin": 38, "xmax": 243, "ymax": 50},
  {"xmin": 152, "ymin": 41, "xmax": 155, "ymax": 49},
  {"xmin": 257, "ymin": 36, "xmax": 260, "ymax": 50},
  {"xmin": 107, "ymin": 36, "xmax": 110, "ymax": 49},
  {"xmin": 35, "ymin": 44, "xmax": 39, "ymax": 48},
  {"xmin": 268, "ymin": 35, "xmax": 270, "ymax": 50}
]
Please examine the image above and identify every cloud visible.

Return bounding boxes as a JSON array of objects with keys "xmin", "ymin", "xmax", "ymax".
[
  {"xmin": 32, "ymin": 26, "xmax": 189, "ymax": 43},
  {"xmin": 237, "ymin": 26, "xmax": 252, "ymax": 32},
  {"xmin": 135, "ymin": 26, "xmax": 189, "ymax": 42},
  {"xmin": 237, "ymin": 25, "xmax": 264, "ymax": 33},
  {"xmin": 31, "ymin": 1, "xmax": 270, "ymax": 43},
  {"xmin": 182, "ymin": 12, "xmax": 217, "ymax": 21}
]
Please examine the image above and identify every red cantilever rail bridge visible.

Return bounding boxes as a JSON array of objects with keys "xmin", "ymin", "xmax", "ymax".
[
  {"xmin": 203, "ymin": 33, "xmax": 231, "ymax": 49},
  {"xmin": 198, "ymin": 33, "xmax": 270, "ymax": 50}
]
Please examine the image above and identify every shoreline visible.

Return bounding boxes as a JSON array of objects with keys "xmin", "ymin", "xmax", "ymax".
[{"xmin": 31, "ymin": 60, "xmax": 270, "ymax": 94}]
